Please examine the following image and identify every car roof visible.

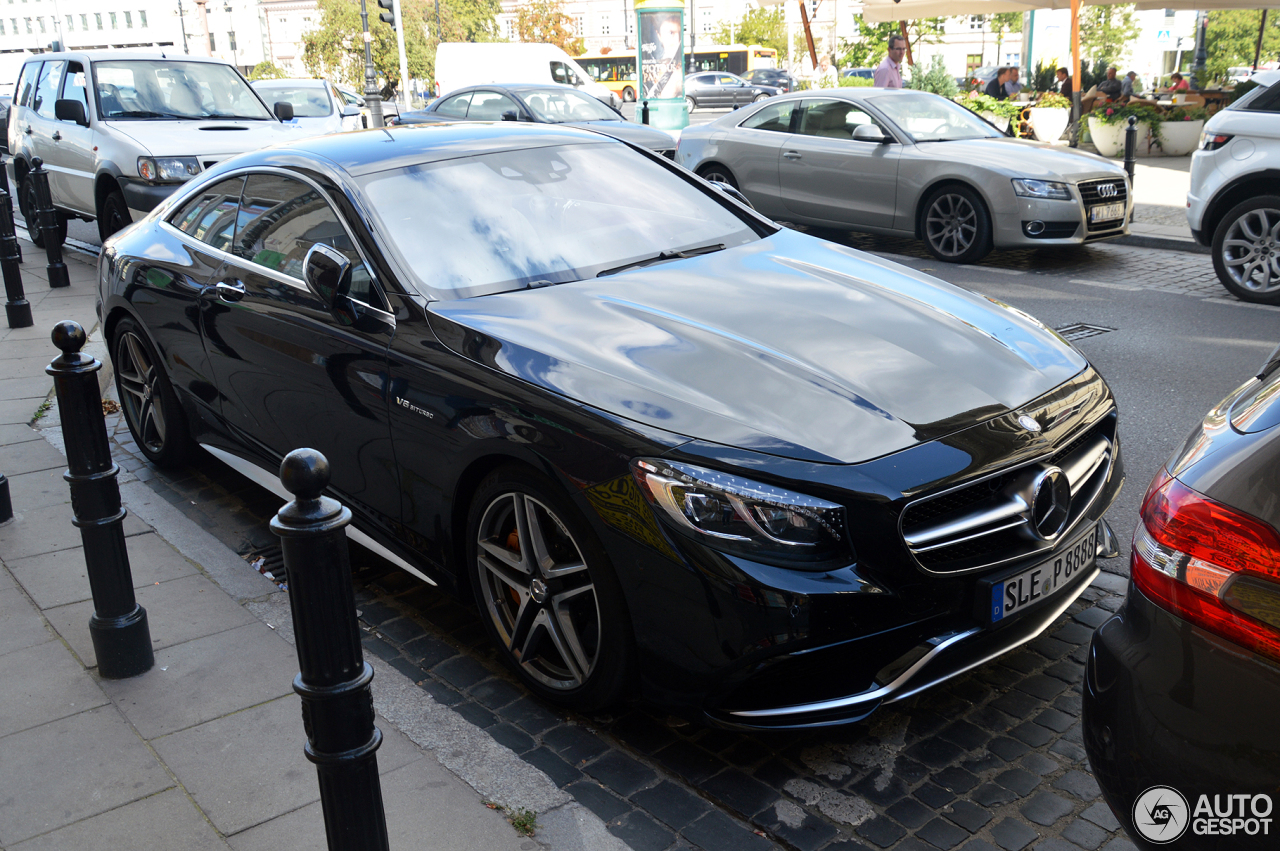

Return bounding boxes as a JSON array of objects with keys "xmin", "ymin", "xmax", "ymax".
[
  {"xmin": 25, "ymin": 50, "xmax": 236, "ymax": 65},
  {"xmin": 245, "ymin": 121, "xmax": 618, "ymax": 177},
  {"xmin": 252, "ymin": 78, "xmax": 328, "ymax": 88},
  {"xmin": 449, "ymin": 83, "xmax": 583, "ymax": 93}
]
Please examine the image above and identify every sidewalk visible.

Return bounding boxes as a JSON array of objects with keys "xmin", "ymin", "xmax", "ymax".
[{"xmin": 0, "ymin": 244, "xmax": 620, "ymax": 849}]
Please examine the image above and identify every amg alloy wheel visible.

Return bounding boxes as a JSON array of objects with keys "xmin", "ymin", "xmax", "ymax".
[
  {"xmin": 922, "ymin": 185, "xmax": 992, "ymax": 263},
  {"xmin": 1213, "ymin": 195, "xmax": 1280, "ymax": 305},
  {"xmin": 111, "ymin": 319, "xmax": 192, "ymax": 467},
  {"xmin": 468, "ymin": 468, "xmax": 629, "ymax": 708}
]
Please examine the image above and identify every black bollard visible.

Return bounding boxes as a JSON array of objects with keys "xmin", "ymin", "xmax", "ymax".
[
  {"xmin": 0, "ymin": 473, "xmax": 11, "ymax": 523},
  {"xmin": 272, "ymin": 449, "xmax": 390, "ymax": 851},
  {"xmin": 47, "ymin": 320, "xmax": 153, "ymax": 678},
  {"xmin": 1123, "ymin": 116, "xmax": 1137, "ymax": 223},
  {"xmin": 28, "ymin": 158, "xmax": 69, "ymax": 289},
  {"xmin": 0, "ymin": 184, "xmax": 31, "ymax": 328},
  {"xmin": 641, "ymin": 99, "xmax": 650, "ymax": 125},
  {"xmin": 0, "ymin": 156, "xmax": 22, "ymax": 263}
]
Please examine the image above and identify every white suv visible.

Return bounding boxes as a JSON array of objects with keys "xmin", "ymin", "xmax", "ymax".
[
  {"xmin": 1187, "ymin": 69, "xmax": 1280, "ymax": 304},
  {"xmin": 7, "ymin": 51, "xmax": 300, "ymax": 247}
]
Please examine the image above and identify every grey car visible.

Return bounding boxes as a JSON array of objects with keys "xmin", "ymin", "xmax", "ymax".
[
  {"xmin": 684, "ymin": 72, "xmax": 779, "ymax": 113},
  {"xmin": 677, "ymin": 88, "xmax": 1132, "ymax": 263}
]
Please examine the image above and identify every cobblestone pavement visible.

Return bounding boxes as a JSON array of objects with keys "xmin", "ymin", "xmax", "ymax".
[{"xmin": 88, "ymin": 237, "xmax": 1171, "ymax": 851}]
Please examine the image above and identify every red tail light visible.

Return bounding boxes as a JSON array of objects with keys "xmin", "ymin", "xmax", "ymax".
[{"xmin": 1132, "ymin": 469, "xmax": 1280, "ymax": 662}]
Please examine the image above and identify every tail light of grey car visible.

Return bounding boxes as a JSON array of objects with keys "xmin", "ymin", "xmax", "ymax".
[{"xmin": 1133, "ymin": 466, "xmax": 1280, "ymax": 662}]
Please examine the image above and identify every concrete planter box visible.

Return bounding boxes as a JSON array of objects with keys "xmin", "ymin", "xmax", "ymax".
[
  {"xmin": 1028, "ymin": 107, "xmax": 1069, "ymax": 144},
  {"xmin": 1155, "ymin": 119, "xmax": 1205, "ymax": 156},
  {"xmin": 1088, "ymin": 117, "xmax": 1152, "ymax": 158},
  {"xmin": 980, "ymin": 111, "xmax": 1010, "ymax": 133}
]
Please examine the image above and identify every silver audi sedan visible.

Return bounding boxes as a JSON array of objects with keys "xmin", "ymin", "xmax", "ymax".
[{"xmin": 677, "ymin": 88, "xmax": 1132, "ymax": 263}]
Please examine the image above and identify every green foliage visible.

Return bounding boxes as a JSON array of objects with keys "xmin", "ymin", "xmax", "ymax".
[
  {"xmin": 837, "ymin": 19, "xmax": 946, "ymax": 70},
  {"xmin": 508, "ymin": 808, "xmax": 537, "ymax": 837},
  {"xmin": 711, "ymin": 7, "xmax": 786, "ymax": 55},
  {"xmin": 907, "ymin": 55, "xmax": 958, "ymax": 97},
  {"xmin": 954, "ymin": 91, "xmax": 1024, "ymax": 120},
  {"xmin": 1032, "ymin": 60, "xmax": 1058, "ymax": 93},
  {"xmin": 1036, "ymin": 92, "xmax": 1071, "ymax": 109},
  {"xmin": 1163, "ymin": 105, "xmax": 1209, "ymax": 122},
  {"xmin": 516, "ymin": 0, "xmax": 583, "ymax": 56},
  {"xmin": 1080, "ymin": 5, "xmax": 1141, "ymax": 66},
  {"xmin": 843, "ymin": 76, "xmax": 874, "ymax": 88},
  {"xmin": 1080, "ymin": 58, "xmax": 1110, "ymax": 93},
  {"xmin": 248, "ymin": 61, "xmax": 288, "ymax": 81},
  {"xmin": 1206, "ymin": 11, "xmax": 1280, "ymax": 83},
  {"xmin": 302, "ymin": 0, "xmax": 447, "ymax": 91},
  {"xmin": 1230, "ymin": 79, "xmax": 1259, "ymax": 103},
  {"xmin": 1088, "ymin": 102, "xmax": 1164, "ymax": 144}
]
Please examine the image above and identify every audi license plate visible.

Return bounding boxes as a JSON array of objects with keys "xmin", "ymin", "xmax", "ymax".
[
  {"xmin": 1089, "ymin": 202, "xmax": 1125, "ymax": 223},
  {"xmin": 989, "ymin": 525, "xmax": 1098, "ymax": 623}
]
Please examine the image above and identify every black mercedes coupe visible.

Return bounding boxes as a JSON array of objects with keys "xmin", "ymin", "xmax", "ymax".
[{"xmin": 97, "ymin": 122, "xmax": 1124, "ymax": 728}]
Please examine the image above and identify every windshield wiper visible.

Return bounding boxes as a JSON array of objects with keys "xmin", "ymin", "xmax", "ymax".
[
  {"xmin": 201, "ymin": 113, "xmax": 269, "ymax": 120},
  {"xmin": 109, "ymin": 110, "xmax": 191, "ymax": 119},
  {"xmin": 596, "ymin": 243, "xmax": 726, "ymax": 278}
]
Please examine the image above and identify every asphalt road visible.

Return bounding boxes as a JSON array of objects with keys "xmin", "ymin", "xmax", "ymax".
[{"xmin": 87, "ymin": 226, "xmax": 1277, "ymax": 851}]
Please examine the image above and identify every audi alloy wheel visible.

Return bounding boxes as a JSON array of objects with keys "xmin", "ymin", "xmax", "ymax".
[{"xmin": 922, "ymin": 184, "xmax": 992, "ymax": 263}]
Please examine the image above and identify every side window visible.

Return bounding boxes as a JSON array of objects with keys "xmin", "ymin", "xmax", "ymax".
[
  {"xmin": 550, "ymin": 62, "xmax": 577, "ymax": 86},
  {"xmin": 740, "ymin": 99, "xmax": 796, "ymax": 133},
  {"xmin": 434, "ymin": 92, "xmax": 471, "ymax": 118},
  {"xmin": 15, "ymin": 61, "xmax": 40, "ymax": 108},
  {"xmin": 236, "ymin": 173, "xmax": 378, "ymax": 305},
  {"xmin": 32, "ymin": 60, "xmax": 66, "ymax": 119},
  {"xmin": 466, "ymin": 91, "xmax": 518, "ymax": 120},
  {"xmin": 61, "ymin": 62, "xmax": 90, "ymax": 119},
  {"xmin": 718, "ymin": 75, "xmax": 736, "ymax": 86},
  {"xmin": 171, "ymin": 176, "xmax": 245, "ymax": 252},
  {"xmin": 797, "ymin": 99, "xmax": 877, "ymax": 141}
]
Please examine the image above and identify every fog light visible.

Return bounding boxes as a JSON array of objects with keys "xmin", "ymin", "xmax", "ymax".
[{"xmin": 1026, "ymin": 220, "xmax": 1046, "ymax": 236}]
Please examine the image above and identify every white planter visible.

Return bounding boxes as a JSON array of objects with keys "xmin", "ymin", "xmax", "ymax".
[
  {"xmin": 1156, "ymin": 119, "xmax": 1205, "ymax": 156},
  {"xmin": 1028, "ymin": 108, "xmax": 1069, "ymax": 144},
  {"xmin": 1088, "ymin": 117, "xmax": 1152, "ymax": 158},
  {"xmin": 980, "ymin": 111, "xmax": 1010, "ymax": 132}
]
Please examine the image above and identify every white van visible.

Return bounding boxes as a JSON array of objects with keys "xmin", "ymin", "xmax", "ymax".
[{"xmin": 435, "ymin": 43, "xmax": 621, "ymax": 109}]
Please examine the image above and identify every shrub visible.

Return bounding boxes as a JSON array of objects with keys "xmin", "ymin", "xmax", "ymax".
[
  {"xmin": 1035, "ymin": 92, "xmax": 1071, "ymax": 109},
  {"xmin": 907, "ymin": 55, "xmax": 958, "ymax": 98}
]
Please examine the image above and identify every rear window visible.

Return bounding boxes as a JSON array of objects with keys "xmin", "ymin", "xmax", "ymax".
[{"xmin": 1229, "ymin": 80, "xmax": 1279, "ymax": 113}]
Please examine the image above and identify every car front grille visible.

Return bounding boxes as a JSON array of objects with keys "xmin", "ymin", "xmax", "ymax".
[
  {"xmin": 899, "ymin": 405, "xmax": 1117, "ymax": 575},
  {"xmin": 1078, "ymin": 178, "xmax": 1128, "ymax": 233}
]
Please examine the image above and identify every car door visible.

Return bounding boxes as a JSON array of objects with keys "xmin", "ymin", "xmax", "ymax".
[
  {"xmin": 432, "ymin": 91, "xmax": 473, "ymax": 119},
  {"xmin": 718, "ymin": 99, "xmax": 798, "ymax": 219},
  {"xmin": 23, "ymin": 60, "xmax": 64, "ymax": 203},
  {"xmin": 719, "ymin": 74, "xmax": 747, "ymax": 107},
  {"xmin": 687, "ymin": 74, "xmax": 712, "ymax": 106},
  {"xmin": 10, "ymin": 61, "xmax": 41, "ymax": 165},
  {"xmin": 200, "ymin": 170, "xmax": 401, "ymax": 530},
  {"xmin": 778, "ymin": 97, "xmax": 901, "ymax": 228},
  {"xmin": 50, "ymin": 61, "xmax": 95, "ymax": 216}
]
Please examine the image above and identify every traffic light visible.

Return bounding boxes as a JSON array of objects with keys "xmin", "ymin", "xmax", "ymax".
[{"xmin": 378, "ymin": 0, "xmax": 395, "ymax": 29}]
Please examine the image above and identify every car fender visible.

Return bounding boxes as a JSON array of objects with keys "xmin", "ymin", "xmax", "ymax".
[
  {"xmin": 908, "ymin": 172, "xmax": 1005, "ymax": 238},
  {"xmin": 1198, "ymin": 168, "xmax": 1280, "ymax": 244}
]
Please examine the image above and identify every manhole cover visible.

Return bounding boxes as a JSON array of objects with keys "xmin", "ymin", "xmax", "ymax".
[{"xmin": 1055, "ymin": 322, "xmax": 1115, "ymax": 341}]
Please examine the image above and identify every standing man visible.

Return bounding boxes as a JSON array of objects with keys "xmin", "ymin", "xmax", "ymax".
[{"xmin": 874, "ymin": 35, "xmax": 906, "ymax": 88}]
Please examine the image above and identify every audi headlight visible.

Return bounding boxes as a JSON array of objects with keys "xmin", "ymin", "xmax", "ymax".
[
  {"xmin": 1012, "ymin": 179, "xmax": 1072, "ymax": 201},
  {"xmin": 631, "ymin": 458, "xmax": 851, "ymax": 568},
  {"xmin": 137, "ymin": 156, "xmax": 201, "ymax": 183}
]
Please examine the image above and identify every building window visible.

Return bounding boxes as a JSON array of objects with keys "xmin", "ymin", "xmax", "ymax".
[
  {"xmin": 23, "ymin": 16, "xmax": 30, "ymax": 32},
  {"xmin": 124, "ymin": 10, "xmax": 131, "ymax": 27},
  {"xmin": 968, "ymin": 15, "xmax": 984, "ymax": 30},
  {"xmin": 209, "ymin": 31, "xmax": 215, "ymax": 51},
  {"xmin": 12, "ymin": 18, "xmax": 18, "ymax": 34},
  {"xmin": 80, "ymin": 13, "xmax": 86, "ymax": 29},
  {"xmin": 139, "ymin": 10, "xmax": 146, "ymax": 27},
  {"xmin": 109, "ymin": 11, "xmax": 116, "ymax": 28},
  {"xmin": 574, "ymin": 14, "xmax": 584, "ymax": 36},
  {"xmin": 701, "ymin": 8, "xmax": 713, "ymax": 33},
  {"xmin": 600, "ymin": 15, "xmax": 610, "ymax": 36},
  {"xmin": 503, "ymin": 17, "xmax": 515, "ymax": 40},
  {"xmin": 228, "ymin": 30, "xmax": 235, "ymax": 50},
  {"xmin": 966, "ymin": 53, "xmax": 982, "ymax": 75},
  {"xmin": 0, "ymin": 20, "xmax": 5, "ymax": 34},
  {"xmin": 64, "ymin": 13, "xmax": 71, "ymax": 29},
  {"xmin": 36, "ymin": 15, "xmax": 43, "ymax": 32},
  {"xmin": 95, "ymin": 11, "xmax": 101, "ymax": 29}
]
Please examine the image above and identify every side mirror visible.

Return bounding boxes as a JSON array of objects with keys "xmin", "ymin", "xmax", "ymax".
[
  {"xmin": 303, "ymin": 243, "xmax": 352, "ymax": 307},
  {"xmin": 708, "ymin": 181, "xmax": 755, "ymax": 210},
  {"xmin": 341, "ymin": 104, "xmax": 361, "ymax": 118},
  {"xmin": 853, "ymin": 124, "xmax": 890, "ymax": 144},
  {"xmin": 54, "ymin": 99, "xmax": 88, "ymax": 127},
  {"xmin": 501, "ymin": 109, "xmax": 519, "ymax": 121},
  {"xmin": 274, "ymin": 101, "xmax": 295, "ymax": 122}
]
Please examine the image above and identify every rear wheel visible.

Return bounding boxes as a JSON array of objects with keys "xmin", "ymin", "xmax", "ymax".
[
  {"xmin": 685, "ymin": 96, "xmax": 696, "ymax": 114},
  {"xmin": 921, "ymin": 184, "xmax": 992, "ymax": 263},
  {"xmin": 111, "ymin": 318, "xmax": 193, "ymax": 468},
  {"xmin": 467, "ymin": 466, "xmax": 631, "ymax": 710},
  {"xmin": 697, "ymin": 164, "xmax": 738, "ymax": 190},
  {"xmin": 753, "ymin": 93, "xmax": 770, "ymax": 103},
  {"xmin": 1212, "ymin": 195, "xmax": 1280, "ymax": 305},
  {"xmin": 622, "ymin": 86, "xmax": 636, "ymax": 103},
  {"xmin": 97, "ymin": 191, "xmax": 131, "ymax": 243},
  {"xmin": 19, "ymin": 176, "xmax": 66, "ymax": 249}
]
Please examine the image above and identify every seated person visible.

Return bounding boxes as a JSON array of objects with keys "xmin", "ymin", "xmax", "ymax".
[
  {"xmin": 1004, "ymin": 67, "xmax": 1024, "ymax": 98},
  {"xmin": 1081, "ymin": 66, "xmax": 1122, "ymax": 113},
  {"xmin": 1121, "ymin": 71, "xmax": 1158, "ymax": 106},
  {"xmin": 984, "ymin": 67, "xmax": 1011, "ymax": 101},
  {"xmin": 1166, "ymin": 72, "xmax": 1190, "ymax": 92},
  {"xmin": 1053, "ymin": 67, "xmax": 1073, "ymax": 100}
]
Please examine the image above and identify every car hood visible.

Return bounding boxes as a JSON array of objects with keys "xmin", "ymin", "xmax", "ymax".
[
  {"xmin": 104, "ymin": 120, "xmax": 302, "ymax": 157},
  {"xmin": 565, "ymin": 120, "xmax": 675, "ymax": 150},
  {"xmin": 912, "ymin": 137, "xmax": 1122, "ymax": 182},
  {"xmin": 427, "ymin": 230, "xmax": 1086, "ymax": 464}
]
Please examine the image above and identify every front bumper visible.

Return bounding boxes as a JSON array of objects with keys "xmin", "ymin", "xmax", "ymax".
[
  {"xmin": 120, "ymin": 177, "xmax": 182, "ymax": 217},
  {"xmin": 993, "ymin": 189, "xmax": 1130, "ymax": 249},
  {"xmin": 1084, "ymin": 585, "xmax": 1280, "ymax": 849}
]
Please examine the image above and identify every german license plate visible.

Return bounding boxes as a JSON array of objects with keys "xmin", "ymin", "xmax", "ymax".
[
  {"xmin": 1089, "ymin": 202, "xmax": 1125, "ymax": 223},
  {"xmin": 989, "ymin": 525, "xmax": 1098, "ymax": 623}
]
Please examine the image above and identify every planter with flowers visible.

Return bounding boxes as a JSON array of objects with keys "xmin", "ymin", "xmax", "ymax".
[
  {"xmin": 1155, "ymin": 106, "xmax": 1209, "ymax": 156},
  {"xmin": 1027, "ymin": 92, "xmax": 1071, "ymax": 144},
  {"xmin": 1087, "ymin": 104, "xmax": 1163, "ymax": 158}
]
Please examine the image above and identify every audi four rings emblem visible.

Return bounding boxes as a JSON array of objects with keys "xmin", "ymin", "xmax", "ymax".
[{"xmin": 1097, "ymin": 183, "xmax": 1119, "ymax": 198}]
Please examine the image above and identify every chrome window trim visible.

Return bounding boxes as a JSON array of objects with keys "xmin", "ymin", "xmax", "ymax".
[{"xmin": 158, "ymin": 164, "xmax": 392, "ymax": 317}]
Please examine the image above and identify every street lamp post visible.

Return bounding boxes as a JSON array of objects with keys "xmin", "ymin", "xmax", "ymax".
[
  {"xmin": 1190, "ymin": 11, "xmax": 1208, "ymax": 90},
  {"xmin": 358, "ymin": 0, "xmax": 384, "ymax": 127}
]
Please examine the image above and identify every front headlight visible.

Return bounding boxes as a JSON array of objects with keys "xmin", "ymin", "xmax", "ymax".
[
  {"xmin": 630, "ymin": 458, "xmax": 852, "ymax": 568},
  {"xmin": 137, "ymin": 156, "xmax": 201, "ymax": 183},
  {"xmin": 1011, "ymin": 178, "xmax": 1072, "ymax": 201}
]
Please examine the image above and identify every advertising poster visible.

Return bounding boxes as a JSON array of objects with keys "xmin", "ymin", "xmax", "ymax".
[{"xmin": 639, "ymin": 10, "xmax": 683, "ymax": 100}]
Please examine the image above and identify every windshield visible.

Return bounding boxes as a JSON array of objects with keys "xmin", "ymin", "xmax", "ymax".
[
  {"xmin": 361, "ymin": 142, "xmax": 758, "ymax": 298},
  {"xmin": 868, "ymin": 93, "xmax": 1002, "ymax": 142},
  {"xmin": 522, "ymin": 88, "xmax": 620, "ymax": 123},
  {"xmin": 253, "ymin": 85, "xmax": 332, "ymax": 117},
  {"xmin": 95, "ymin": 60, "xmax": 273, "ymax": 120}
]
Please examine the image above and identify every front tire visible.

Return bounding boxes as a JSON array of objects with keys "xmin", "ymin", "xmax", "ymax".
[
  {"xmin": 697, "ymin": 164, "xmax": 738, "ymax": 189},
  {"xmin": 753, "ymin": 93, "xmax": 770, "ymax": 103},
  {"xmin": 622, "ymin": 86, "xmax": 636, "ymax": 103},
  {"xmin": 98, "ymin": 191, "xmax": 131, "ymax": 243},
  {"xmin": 467, "ymin": 466, "xmax": 631, "ymax": 710},
  {"xmin": 111, "ymin": 318, "xmax": 193, "ymax": 468},
  {"xmin": 921, "ymin": 184, "xmax": 992, "ymax": 263},
  {"xmin": 685, "ymin": 96, "xmax": 696, "ymax": 114},
  {"xmin": 1212, "ymin": 195, "xmax": 1280, "ymax": 305}
]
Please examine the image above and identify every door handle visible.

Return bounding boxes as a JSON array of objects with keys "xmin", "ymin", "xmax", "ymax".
[
  {"xmin": 52, "ymin": 131, "xmax": 61, "ymax": 141},
  {"xmin": 783, "ymin": 151, "xmax": 802, "ymax": 160},
  {"xmin": 214, "ymin": 280, "xmax": 246, "ymax": 303}
]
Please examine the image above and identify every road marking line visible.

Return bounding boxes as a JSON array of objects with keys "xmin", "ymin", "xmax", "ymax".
[
  {"xmin": 1201, "ymin": 297, "xmax": 1280, "ymax": 313},
  {"xmin": 1069, "ymin": 278, "xmax": 1145, "ymax": 291},
  {"xmin": 962, "ymin": 265, "xmax": 1025, "ymax": 275}
]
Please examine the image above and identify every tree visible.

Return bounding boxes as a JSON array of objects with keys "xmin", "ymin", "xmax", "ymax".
[
  {"xmin": 990, "ymin": 12, "xmax": 1022, "ymax": 64},
  {"xmin": 1079, "ymin": 4, "xmax": 1140, "ymax": 66},
  {"xmin": 516, "ymin": 0, "xmax": 583, "ymax": 56},
  {"xmin": 838, "ymin": 19, "xmax": 946, "ymax": 70},
  {"xmin": 907, "ymin": 54, "xmax": 958, "ymax": 96},
  {"xmin": 711, "ymin": 7, "xmax": 786, "ymax": 55},
  {"xmin": 249, "ymin": 60, "xmax": 288, "ymax": 81},
  {"xmin": 302, "ymin": 0, "xmax": 433, "ymax": 92},
  {"xmin": 1205, "ymin": 11, "xmax": 1280, "ymax": 82}
]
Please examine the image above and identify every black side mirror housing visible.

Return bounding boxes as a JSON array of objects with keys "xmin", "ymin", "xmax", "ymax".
[
  {"xmin": 501, "ymin": 109, "xmax": 519, "ymax": 121},
  {"xmin": 303, "ymin": 243, "xmax": 352, "ymax": 308},
  {"xmin": 55, "ymin": 99, "xmax": 88, "ymax": 127},
  {"xmin": 274, "ymin": 101, "xmax": 295, "ymax": 122}
]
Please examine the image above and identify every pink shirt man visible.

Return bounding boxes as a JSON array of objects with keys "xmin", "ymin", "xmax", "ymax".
[{"xmin": 874, "ymin": 38, "xmax": 907, "ymax": 88}]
